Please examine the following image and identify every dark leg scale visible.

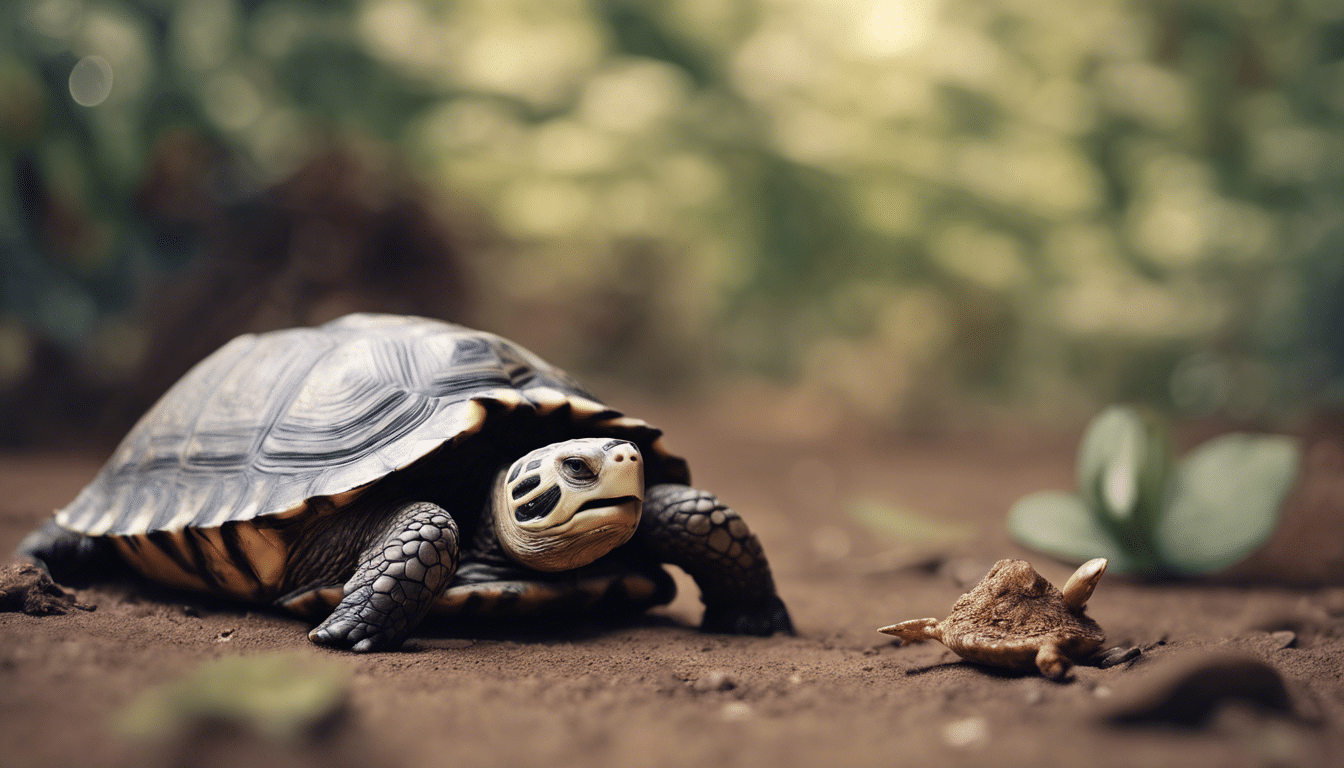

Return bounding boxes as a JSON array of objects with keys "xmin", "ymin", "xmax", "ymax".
[
  {"xmin": 637, "ymin": 484, "xmax": 793, "ymax": 636},
  {"xmin": 309, "ymin": 502, "xmax": 459, "ymax": 652}
]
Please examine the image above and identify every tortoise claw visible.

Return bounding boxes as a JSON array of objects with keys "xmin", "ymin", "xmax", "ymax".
[{"xmin": 309, "ymin": 598, "xmax": 410, "ymax": 653}]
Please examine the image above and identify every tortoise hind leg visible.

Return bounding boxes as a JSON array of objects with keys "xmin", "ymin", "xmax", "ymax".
[
  {"xmin": 636, "ymin": 484, "xmax": 793, "ymax": 636},
  {"xmin": 309, "ymin": 502, "xmax": 459, "ymax": 652},
  {"xmin": 14, "ymin": 519, "xmax": 118, "ymax": 585}
]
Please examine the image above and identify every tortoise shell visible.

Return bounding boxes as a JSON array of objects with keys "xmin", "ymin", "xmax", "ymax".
[{"xmin": 56, "ymin": 313, "xmax": 689, "ymax": 604}]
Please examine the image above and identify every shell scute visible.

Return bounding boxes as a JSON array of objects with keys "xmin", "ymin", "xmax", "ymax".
[{"xmin": 57, "ymin": 314, "xmax": 689, "ymax": 544}]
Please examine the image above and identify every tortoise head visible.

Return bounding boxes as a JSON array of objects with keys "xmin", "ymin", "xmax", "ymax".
[{"xmin": 492, "ymin": 438, "xmax": 644, "ymax": 572}]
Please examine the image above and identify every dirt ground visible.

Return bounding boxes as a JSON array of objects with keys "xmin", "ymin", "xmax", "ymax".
[{"xmin": 2, "ymin": 394, "xmax": 1342, "ymax": 768}]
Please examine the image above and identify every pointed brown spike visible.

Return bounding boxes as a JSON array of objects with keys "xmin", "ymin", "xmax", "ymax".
[
  {"xmin": 1061, "ymin": 558, "xmax": 1108, "ymax": 610},
  {"xmin": 877, "ymin": 618, "xmax": 942, "ymax": 644}
]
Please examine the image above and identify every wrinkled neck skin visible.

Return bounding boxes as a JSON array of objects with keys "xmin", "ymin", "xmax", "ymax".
[{"xmin": 487, "ymin": 440, "xmax": 644, "ymax": 572}]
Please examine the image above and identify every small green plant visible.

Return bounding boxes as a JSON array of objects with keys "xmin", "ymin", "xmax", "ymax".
[
  {"xmin": 114, "ymin": 652, "xmax": 351, "ymax": 742},
  {"xmin": 1008, "ymin": 406, "xmax": 1300, "ymax": 576}
]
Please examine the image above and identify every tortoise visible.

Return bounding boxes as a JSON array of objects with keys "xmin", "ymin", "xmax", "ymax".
[
  {"xmin": 17, "ymin": 313, "xmax": 792, "ymax": 651},
  {"xmin": 878, "ymin": 558, "xmax": 1107, "ymax": 680}
]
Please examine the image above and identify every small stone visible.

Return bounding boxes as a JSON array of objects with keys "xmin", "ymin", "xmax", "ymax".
[
  {"xmin": 692, "ymin": 670, "xmax": 737, "ymax": 693},
  {"xmin": 1269, "ymin": 631, "xmax": 1296, "ymax": 650},
  {"xmin": 942, "ymin": 717, "xmax": 988, "ymax": 749},
  {"xmin": 1095, "ymin": 646, "xmax": 1141, "ymax": 668},
  {"xmin": 1103, "ymin": 652, "xmax": 1297, "ymax": 727},
  {"xmin": 720, "ymin": 702, "xmax": 752, "ymax": 722}
]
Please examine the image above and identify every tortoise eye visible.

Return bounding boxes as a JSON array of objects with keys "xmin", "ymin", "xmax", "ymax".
[{"xmin": 562, "ymin": 458, "xmax": 595, "ymax": 480}]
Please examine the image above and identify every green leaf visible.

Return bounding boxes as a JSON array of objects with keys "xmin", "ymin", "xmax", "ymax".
[
  {"xmin": 1075, "ymin": 406, "xmax": 1172, "ymax": 528},
  {"xmin": 846, "ymin": 498, "xmax": 976, "ymax": 546},
  {"xmin": 1156, "ymin": 433, "xmax": 1300, "ymax": 575},
  {"xmin": 114, "ymin": 652, "xmax": 351, "ymax": 742},
  {"xmin": 1007, "ymin": 491, "xmax": 1140, "ymax": 572}
]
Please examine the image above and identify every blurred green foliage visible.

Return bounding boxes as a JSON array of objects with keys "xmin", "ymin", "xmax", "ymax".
[
  {"xmin": 114, "ymin": 652, "xmax": 350, "ymax": 742},
  {"xmin": 1009, "ymin": 405, "xmax": 1300, "ymax": 575},
  {"xmin": 2, "ymin": 0, "xmax": 1343, "ymax": 427}
]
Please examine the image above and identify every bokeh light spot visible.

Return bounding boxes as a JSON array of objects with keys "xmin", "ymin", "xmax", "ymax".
[{"xmin": 69, "ymin": 55, "xmax": 113, "ymax": 107}]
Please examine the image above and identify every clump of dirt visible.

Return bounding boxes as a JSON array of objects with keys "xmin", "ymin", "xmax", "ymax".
[{"xmin": 0, "ymin": 562, "xmax": 93, "ymax": 615}]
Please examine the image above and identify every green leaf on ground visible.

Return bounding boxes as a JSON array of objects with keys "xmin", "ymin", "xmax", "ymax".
[
  {"xmin": 1008, "ymin": 491, "xmax": 1139, "ymax": 572},
  {"xmin": 1156, "ymin": 434, "xmax": 1300, "ymax": 575},
  {"xmin": 114, "ymin": 652, "xmax": 351, "ymax": 742}
]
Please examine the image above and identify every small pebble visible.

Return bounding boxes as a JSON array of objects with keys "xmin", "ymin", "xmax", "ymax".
[
  {"xmin": 1095, "ymin": 646, "xmax": 1141, "ymax": 668},
  {"xmin": 720, "ymin": 702, "xmax": 752, "ymax": 722},
  {"xmin": 942, "ymin": 717, "xmax": 988, "ymax": 749},
  {"xmin": 692, "ymin": 670, "xmax": 737, "ymax": 693},
  {"xmin": 1269, "ymin": 631, "xmax": 1297, "ymax": 650},
  {"xmin": 1103, "ymin": 652, "xmax": 1295, "ymax": 727}
]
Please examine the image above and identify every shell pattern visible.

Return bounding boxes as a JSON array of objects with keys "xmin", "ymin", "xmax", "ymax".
[{"xmin": 55, "ymin": 314, "xmax": 689, "ymax": 602}]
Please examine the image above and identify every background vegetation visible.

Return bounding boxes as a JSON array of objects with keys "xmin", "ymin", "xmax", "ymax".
[{"xmin": 2, "ymin": 0, "xmax": 1342, "ymax": 444}]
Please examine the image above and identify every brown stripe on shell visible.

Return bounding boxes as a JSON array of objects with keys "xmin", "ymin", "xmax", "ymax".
[{"xmin": 112, "ymin": 533, "xmax": 213, "ymax": 593}]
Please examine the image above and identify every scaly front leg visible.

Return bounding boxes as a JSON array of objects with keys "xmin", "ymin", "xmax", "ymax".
[
  {"xmin": 309, "ymin": 502, "xmax": 459, "ymax": 652},
  {"xmin": 636, "ymin": 484, "xmax": 793, "ymax": 636}
]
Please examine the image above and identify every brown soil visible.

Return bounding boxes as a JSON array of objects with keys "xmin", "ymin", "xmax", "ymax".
[{"xmin": 2, "ymin": 397, "xmax": 1342, "ymax": 768}]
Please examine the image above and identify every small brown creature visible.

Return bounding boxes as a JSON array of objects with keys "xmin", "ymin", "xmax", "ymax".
[{"xmin": 879, "ymin": 558, "xmax": 1107, "ymax": 681}]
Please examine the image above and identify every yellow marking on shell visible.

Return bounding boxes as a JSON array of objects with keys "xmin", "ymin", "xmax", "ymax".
[
  {"xmin": 522, "ymin": 387, "xmax": 570, "ymax": 415},
  {"xmin": 566, "ymin": 396, "xmax": 608, "ymax": 419},
  {"xmin": 595, "ymin": 415, "xmax": 651, "ymax": 432},
  {"xmin": 434, "ymin": 400, "xmax": 488, "ymax": 444},
  {"xmin": 113, "ymin": 534, "xmax": 213, "ymax": 593},
  {"xmin": 478, "ymin": 387, "xmax": 524, "ymax": 410},
  {"xmin": 228, "ymin": 522, "xmax": 290, "ymax": 591}
]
